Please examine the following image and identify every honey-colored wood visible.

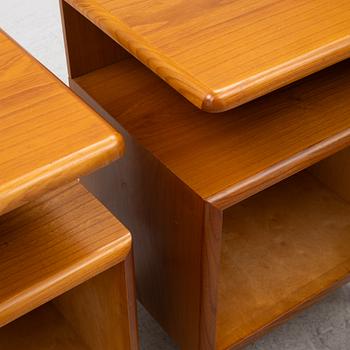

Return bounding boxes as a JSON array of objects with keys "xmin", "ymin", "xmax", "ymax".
[
  {"xmin": 64, "ymin": 0, "xmax": 350, "ymax": 111},
  {"xmin": 0, "ymin": 182, "xmax": 131, "ymax": 327},
  {"xmin": 60, "ymin": 0, "xmax": 130, "ymax": 78},
  {"xmin": 310, "ymin": 147, "xmax": 350, "ymax": 202},
  {"xmin": 0, "ymin": 30, "xmax": 124, "ymax": 215},
  {"xmin": 0, "ymin": 303, "xmax": 88, "ymax": 350},
  {"xmin": 217, "ymin": 171, "xmax": 350, "ymax": 349},
  {"xmin": 73, "ymin": 56, "xmax": 350, "ymax": 210},
  {"xmin": 81, "ymin": 131, "xmax": 205, "ymax": 350},
  {"xmin": 55, "ymin": 261, "xmax": 139, "ymax": 350},
  {"xmin": 61, "ymin": 10, "xmax": 350, "ymax": 349},
  {"xmin": 201, "ymin": 204, "xmax": 223, "ymax": 350}
]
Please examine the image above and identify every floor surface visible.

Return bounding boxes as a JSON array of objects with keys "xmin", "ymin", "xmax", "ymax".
[{"xmin": 1, "ymin": 1, "xmax": 350, "ymax": 349}]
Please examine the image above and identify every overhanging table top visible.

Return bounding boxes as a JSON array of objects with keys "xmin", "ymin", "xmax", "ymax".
[
  {"xmin": 65, "ymin": 0, "xmax": 350, "ymax": 112},
  {"xmin": 0, "ymin": 31, "xmax": 123, "ymax": 215}
]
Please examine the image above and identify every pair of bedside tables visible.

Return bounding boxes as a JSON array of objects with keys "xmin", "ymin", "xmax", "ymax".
[{"xmin": 2, "ymin": 0, "xmax": 350, "ymax": 349}]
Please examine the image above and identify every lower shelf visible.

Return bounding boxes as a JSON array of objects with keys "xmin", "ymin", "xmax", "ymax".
[
  {"xmin": 217, "ymin": 171, "xmax": 350, "ymax": 349},
  {"xmin": 0, "ymin": 303, "xmax": 87, "ymax": 350}
]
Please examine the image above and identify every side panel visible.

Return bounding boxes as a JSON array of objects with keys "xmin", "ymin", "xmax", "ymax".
[
  {"xmin": 71, "ymin": 82, "xmax": 205, "ymax": 349},
  {"xmin": 55, "ymin": 263, "xmax": 139, "ymax": 350},
  {"xmin": 200, "ymin": 204, "xmax": 223, "ymax": 349},
  {"xmin": 60, "ymin": 0, "xmax": 130, "ymax": 78}
]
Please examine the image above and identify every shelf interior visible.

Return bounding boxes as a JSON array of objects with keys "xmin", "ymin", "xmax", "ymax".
[
  {"xmin": 217, "ymin": 170, "xmax": 350, "ymax": 349},
  {"xmin": 0, "ymin": 303, "xmax": 88, "ymax": 350},
  {"xmin": 73, "ymin": 55, "xmax": 350, "ymax": 206}
]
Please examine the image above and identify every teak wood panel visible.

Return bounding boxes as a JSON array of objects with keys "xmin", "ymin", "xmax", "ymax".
[
  {"xmin": 0, "ymin": 304, "xmax": 89, "ymax": 350},
  {"xmin": 60, "ymin": 0, "xmax": 131, "ymax": 78},
  {"xmin": 310, "ymin": 147, "xmax": 350, "ymax": 203},
  {"xmin": 55, "ymin": 260, "xmax": 139, "ymax": 350},
  {"xmin": 0, "ymin": 30, "xmax": 124, "ymax": 215},
  {"xmin": 73, "ymin": 56, "xmax": 350, "ymax": 210},
  {"xmin": 81, "ymin": 125, "xmax": 205, "ymax": 350},
  {"xmin": 64, "ymin": 0, "xmax": 350, "ymax": 111},
  {"xmin": 217, "ymin": 171, "xmax": 350, "ymax": 349},
  {"xmin": 0, "ymin": 263, "xmax": 138, "ymax": 350},
  {"xmin": 0, "ymin": 182, "xmax": 131, "ymax": 327},
  {"xmin": 62, "ymin": 9, "xmax": 350, "ymax": 349}
]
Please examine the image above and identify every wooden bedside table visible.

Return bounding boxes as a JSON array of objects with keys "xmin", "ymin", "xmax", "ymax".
[
  {"xmin": 0, "ymin": 30, "xmax": 138, "ymax": 349},
  {"xmin": 60, "ymin": 1, "xmax": 350, "ymax": 349}
]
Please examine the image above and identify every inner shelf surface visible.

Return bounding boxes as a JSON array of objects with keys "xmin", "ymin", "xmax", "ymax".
[
  {"xmin": 73, "ymin": 57, "xmax": 350, "ymax": 208},
  {"xmin": 217, "ymin": 171, "xmax": 350, "ymax": 349},
  {"xmin": 0, "ymin": 303, "xmax": 88, "ymax": 350}
]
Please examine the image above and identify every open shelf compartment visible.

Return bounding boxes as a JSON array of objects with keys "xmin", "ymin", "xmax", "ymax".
[
  {"xmin": 0, "ymin": 183, "xmax": 135, "ymax": 349},
  {"xmin": 0, "ymin": 302, "xmax": 88, "ymax": 350},
  {"xmin": 217, "ymin": 149, "xmax": 350, "ymax": 349}
]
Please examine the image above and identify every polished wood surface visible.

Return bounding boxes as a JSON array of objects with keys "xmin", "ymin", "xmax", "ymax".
[
  {"xmin": 64, "ymin": 0, "xmax": 350, "ymax": 111},
  {"xmin": 218, "ymin": 170, "xmax": 350, "ymax": 349},
  {"xmin": 81, "ymin": 133, "xmax": 205, "ymax": 350},
  {"xmin": 0, "ymin": 304, "xmax": 88, "ymax": 350},
  {"xmin": 62, "ymin": 11, "xmax": 350, "ymax": 349},
  {"xmin": 0, "ymin": 182, "xmax": 131, "ymax": 327},
  {"xmin": 60, "ymin": 0, "xmax": 130, "ymax": 78},
  {"xmin": 74, "ymin": 56, "xmax": 350, "ymax": 210},
  {"xmin": 0, "ymin": 30, "xmax": 124, "ymax": 215},
  {"xmin": 55, "ymin": 262, "xmax": 139, "ymax": 350}
]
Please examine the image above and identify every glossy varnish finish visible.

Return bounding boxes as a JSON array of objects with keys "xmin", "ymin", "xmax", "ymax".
[
  {"xmin": 74, "ymin": 58, "xmax": 350, "ymax": 210},
  {"xmin": 61, "ymin": 8, "xmax": 350, "ymax": 349},
  {"xmin": 64, "ymin": 0, "xmax": 350, "ymax": 111},
  {"xmin": 0, "ymin": 182, "xmax": 131, "ymax": 327},
  {"xmin": 0, "ymin": 31, "xmax": 124, "ymax": 215}
]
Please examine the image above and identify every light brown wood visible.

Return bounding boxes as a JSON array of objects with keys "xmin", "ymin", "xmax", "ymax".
[
  {"xmin": 217, "ymin": 171, "xmax": 350, "ymax": 349},
  {"xmin": 310, "ymin": 147, "xmax": 350, "ymax": 202},
  {"xmin": 0, "ymin": 303, "xmax": 89, "ymax": 350},
  {"xmin": 61, "ymin": 10, "xmax": 350, "ymax": 349},
  {"xmin": 60, "ymin": 0, "xmax": 130, "ymax": 78},
  {"xmin": 81, "ymin": 132, "xmax": 205, "ymax": 350},
  {"xmin": 55, "ymin": 262, "xmax": 139, "ymax": 350},
  {"xmin": 0, "ymin": 30, "xmax": 124, "ymax": 215},
  {"xmin": 64, "ymin": 0, "xmax": 350, "ymax": 111},
  {"xmin": 201, "ymin": 204, "xmax": 223, "ymax": 350},
  {"xmin": 73, "ymin": 55, "xmax": 350, "ymax": 210},
  {"xmin": 0, "ymin": 182, "xmax": 131, "ymax": 327}
]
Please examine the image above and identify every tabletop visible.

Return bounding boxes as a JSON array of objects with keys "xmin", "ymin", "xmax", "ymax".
[
  {"xmin": 65, "ymin": 0, "xmax": 350, "ymax": 112},
  {"xmin": 0, "ymin": 31, "xmax": 124, "ymax": 215}
]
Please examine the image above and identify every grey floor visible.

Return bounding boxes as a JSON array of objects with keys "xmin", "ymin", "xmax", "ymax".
[{"xmin": 1, "ymin": 1, "xmax": 350, "ymax": 349}]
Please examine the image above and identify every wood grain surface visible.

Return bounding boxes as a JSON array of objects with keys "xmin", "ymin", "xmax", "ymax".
[
  {"xmin": 64, "ymin": 0, "xmax": 350, "ymax": 111},
  {"xmin": 74, "ymin": 56, "xmax": 350, "ymax": 210},
  {"xmin": 0, "ymin": 182, "xmax": 131, "ymax": 327},
  {"xmin": 0, "ymin": 304, "xmax": 89, "ymax": 350},
  {"xmin": 0, "ymin": 30, "xmax": 124, "ymax": 215},
  {"xmin": 55, "ymin": 262, "xmax": 139, "ymax": 350},
  {"xmin": 218, "ymin": 171, "xmax": 350, "ymax": 349},
  {"xmin": 311, "ymin": 147, "xmax": 350, "ymax": 203},
  {"xmin": 81, "ymin": 129, "xmax": 205, "ymax": 350}
]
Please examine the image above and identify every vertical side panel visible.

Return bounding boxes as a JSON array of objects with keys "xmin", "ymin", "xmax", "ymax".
[
  {"xmin": 310, "ymin": 146, "xmax": 350, "ymax": 202},
  {"xmin": 82, "ymin": 129, "xmax": 204, "ymax": 350},
  {"xmin": 74, "ymin": 88, "xmax": 205, "ymax": 349},
  {"xmin": 54, "ymin": 264, "xmax": 138, "ymax": 350},
  {"xmin": 200, "ymin": 204, "xmax": 223, "ymax": 349},
  {"xmin": 60, "ymin": 0, "xmax": 129, "ymax": 78}
]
